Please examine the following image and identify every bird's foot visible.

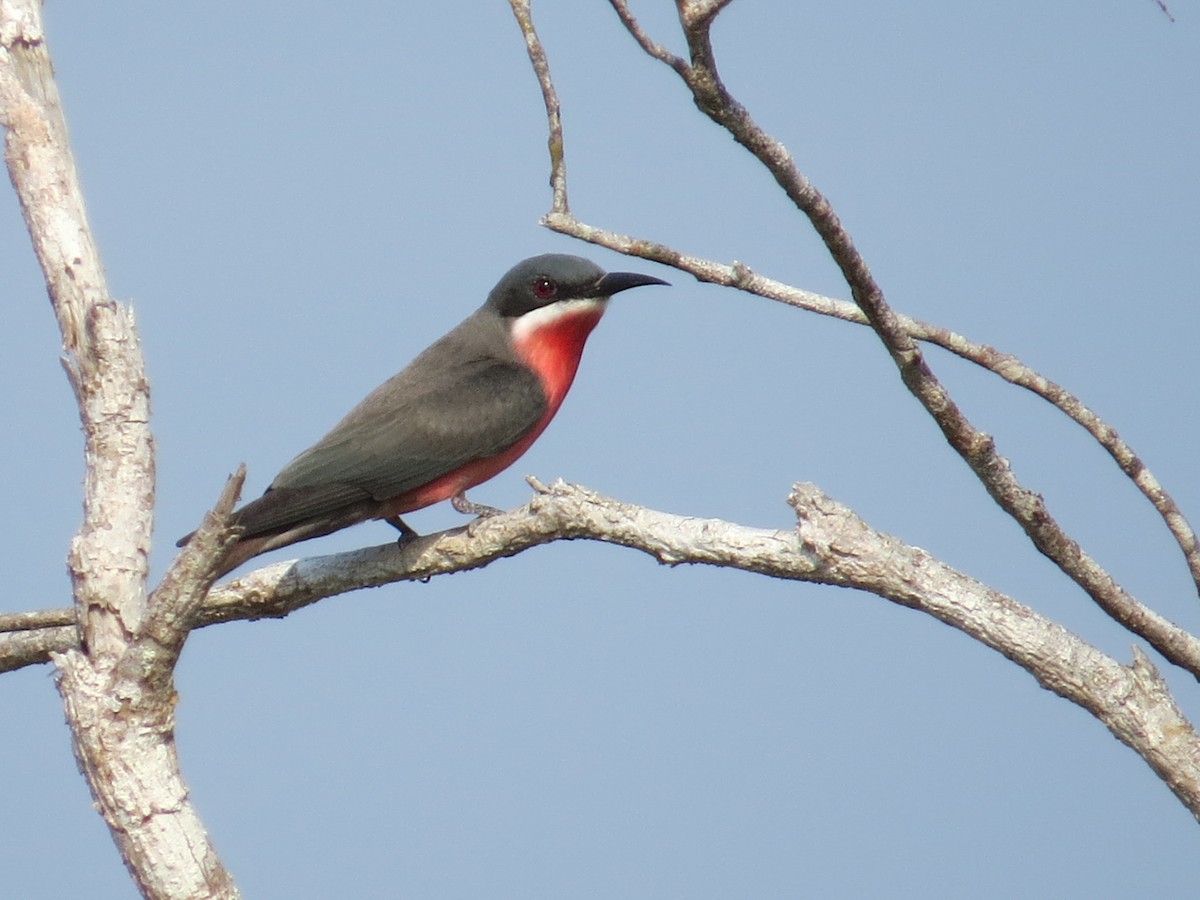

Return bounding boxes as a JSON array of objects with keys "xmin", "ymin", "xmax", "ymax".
[
  {"xmin": 385, "ymin": 516, "xmax": 421, "ymax": 547},
  {"xmin": 451, "ymin": 491, "xmax": 503, "ymax": 519}
]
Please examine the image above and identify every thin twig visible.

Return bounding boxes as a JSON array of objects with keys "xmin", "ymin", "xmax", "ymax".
[
  {"xmin": 0, "ymin": 607, "xmax": 73, "ymax": 633},
  {"xmin": 1151, "ymin": 0, "xmax": 1176, "ymax": 23},
  {"xmin": 509, "ymin": 0, "xmax": 569, "ymax": 213}
]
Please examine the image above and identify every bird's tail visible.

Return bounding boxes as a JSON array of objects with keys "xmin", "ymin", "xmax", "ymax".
[{"xmin": 177, "ymin": 490, "xmax": 384, "ymax": 580}]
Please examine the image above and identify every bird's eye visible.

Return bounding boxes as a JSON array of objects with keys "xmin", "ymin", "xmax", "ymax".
[{"xmin": 533, "ymin": 277, "xmax": 557, "ymax": 299}]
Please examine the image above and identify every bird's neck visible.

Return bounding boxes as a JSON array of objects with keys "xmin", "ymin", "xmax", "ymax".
[{"xmin": 510, "ymin": 299, "xmax": 607, "ymax": 412}]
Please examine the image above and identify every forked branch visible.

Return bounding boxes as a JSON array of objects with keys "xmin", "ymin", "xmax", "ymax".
[{"xmin": 506, "ymin": 0, "xmax": 1200, "ymax": 678}]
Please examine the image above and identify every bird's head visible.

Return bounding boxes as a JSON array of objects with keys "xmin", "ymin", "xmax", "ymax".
[
  {"xmin": 486, "ymin": 253, "xmax": 668, "ymax": 408},
  {"xmin": 487, "ymin": 253, "xmax": 668, "ymax": 333}
]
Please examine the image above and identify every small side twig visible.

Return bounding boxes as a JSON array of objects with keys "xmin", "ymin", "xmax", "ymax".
[
  {"xmin": 0, "ymin": 607, "xmax": 73, "ymax": 633},
  {"xmin": 1151, "ymin": 0, "xmax": 1176, "ymax": 23},
  {"xmin": 138, "ymin": 466, "xmax": 245, "ymax": 686}
]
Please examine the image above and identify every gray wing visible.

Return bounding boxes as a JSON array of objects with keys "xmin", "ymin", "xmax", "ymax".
[{"xmin": 231, "ymin": 355, "xmax": 547, "ymax": 536}]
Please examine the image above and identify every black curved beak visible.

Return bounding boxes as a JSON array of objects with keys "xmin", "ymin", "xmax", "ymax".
[{"xmin": 595, "ymin": 271, "xmax": 670, "ymax": 297}]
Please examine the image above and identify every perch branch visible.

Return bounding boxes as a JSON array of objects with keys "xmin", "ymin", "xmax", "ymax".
[{"xmin": 11, "ymin": 478, "xmax": 1200, "ymax": 819}]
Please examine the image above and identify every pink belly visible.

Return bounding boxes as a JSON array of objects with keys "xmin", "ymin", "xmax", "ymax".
[{"xmin": 379, "ymin": 422, "xmax": 552, "ymax": 516}]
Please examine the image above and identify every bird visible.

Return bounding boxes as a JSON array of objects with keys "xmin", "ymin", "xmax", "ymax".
[{"xmin": 181, "ymin": 253, "xmax": 668, "ymax": 578}]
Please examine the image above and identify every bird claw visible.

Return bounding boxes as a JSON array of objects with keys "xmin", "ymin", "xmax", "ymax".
[
  {"xmin": 451, "ymin": 492, "xmax": 503, "ymax": 519},
  {"xmin": 385, "ymin": 516, "xmax": 420, "ymax": 547}
]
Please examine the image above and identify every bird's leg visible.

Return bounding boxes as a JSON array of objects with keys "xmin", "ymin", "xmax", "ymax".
[
  {"xmin": 451, "ymin": 491, "xmax": 503, "ymax": 519},
  {"xmin": 385, "ymin": 515, "xmax": 420, "ymax": 546}
]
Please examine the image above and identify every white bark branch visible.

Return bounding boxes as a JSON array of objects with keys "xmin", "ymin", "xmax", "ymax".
[
  {"xmin": 1, "ymin": 2, "xmax": 241, "ymax": 896},
  {"xmin": 0, "ymin": 0, "xmax": 152, "ymax": 656},
  {"xmin": 8, "ymin": 477, "xmax": 1200, "ymax": 818}
]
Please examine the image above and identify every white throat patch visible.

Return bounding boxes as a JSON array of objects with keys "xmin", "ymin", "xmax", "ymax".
[{"xmin": 509, "ymin": 297, "xmax": 608, "ymax": 343}]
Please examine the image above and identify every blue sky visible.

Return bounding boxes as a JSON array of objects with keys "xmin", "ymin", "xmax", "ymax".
[{"xmin": 2, "ymin": 2, "xmax": 1198, "ymax": 897}]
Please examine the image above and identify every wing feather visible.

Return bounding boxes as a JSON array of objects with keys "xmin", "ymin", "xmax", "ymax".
[{"xmin": 225, "ymin": 353, "xmax": 547, "ymax": 539}]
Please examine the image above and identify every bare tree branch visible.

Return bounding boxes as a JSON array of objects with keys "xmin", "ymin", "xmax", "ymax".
[
  {"xmin": 47, "ymin": 464, "xmax": 247, "ymax": 899},
  {"xmin": 1151, "ymin": 0, "xmax": 1176, "ymax": 23},
  {"xmin": 534, "ymin": 218, "xmax": 1200, "ymax": 600},
  {"xmin": 508, "ymin": 0, "xmax": 569, "ymax": 213},
  {"xmin": 662, "ymin": 3, "xmax": 1200, "ymax": 660},
  {"xmin": 0, "ymin": 606, "xmax": 72, "ymax": 632},
  {"xmin": 2, "ymin": 2, "xmax": 1195, "ymax": 889},
  {"xmin": 1, "ymin": 2, "xmax": 241, "ymax": 895},
  {"xmin": 505, "ymin": 0, "xmax": 1200, "ymax": 674},
  {"xmin": 139, "ymin": 467, "xmax": 244, "ymax": 684},
  {"xmin": 609, "ymin": 0, "xmax": 687, "ymax": 72},
  {"xmin": 0, "ymin": 622, "xmax": 74, "ymax": 667},
  {"xmin": 498, "ymin": 0, "xmax": 1200, "ymax": 817},
  {"xmin": 13, "ymin": 477, "xmax": 1200, "ymax": 818},
  {"xmin": 1, "ymin": 0, "xmax": 153, "ymax": 658},
  {"xmin": 521, "ymin": 0, "xmax": 1200, "ymax": 603}
]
